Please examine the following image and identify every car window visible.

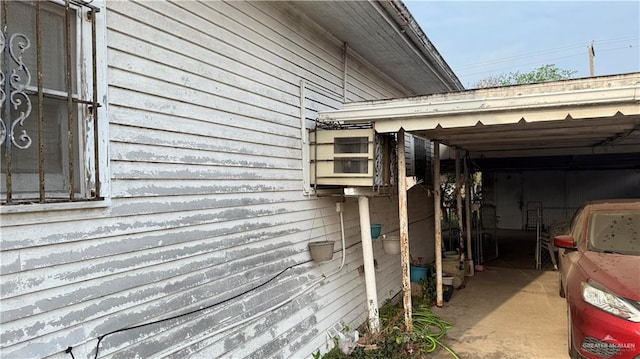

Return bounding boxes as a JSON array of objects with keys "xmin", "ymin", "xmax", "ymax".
[
  {"xmin": 571, "ymin": 208, "xmax": 587, "ymax": 245},
  {"xmin": 589, "ymin": 211, "xmax": 640, "ymax": 255}
]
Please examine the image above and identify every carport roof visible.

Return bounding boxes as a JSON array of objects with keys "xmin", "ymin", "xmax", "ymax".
[{"xmin": 318, "ymin": 73, "xmax": 640, "ymax": 159}]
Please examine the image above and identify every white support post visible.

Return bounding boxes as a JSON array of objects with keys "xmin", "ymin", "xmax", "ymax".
[
  {"xmin": 358, "ymin": 196, "xmax": 380, "ymax": 333},
  {"xmin": 433, "ymin": 142, "xmax": 443, "ymax": 307}
]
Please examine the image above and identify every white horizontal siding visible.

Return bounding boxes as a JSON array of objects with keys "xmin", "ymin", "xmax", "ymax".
[
  {"xmin": 0, "ymin": 1, "xmax": 429, "ymax": 358},
  {"xmin": 110, "ymin": 125, "xmax": 300, "ymax": 161}
]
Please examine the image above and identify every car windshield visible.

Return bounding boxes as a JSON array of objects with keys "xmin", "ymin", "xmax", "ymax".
[{"xmin": 589, "ymin": 211, "xmax": 640, "ymax": 255}]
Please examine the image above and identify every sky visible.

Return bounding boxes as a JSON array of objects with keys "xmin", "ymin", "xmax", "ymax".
[{"xmin": 404, "ymin": 1, "xmax": 640, "ymax": 88}]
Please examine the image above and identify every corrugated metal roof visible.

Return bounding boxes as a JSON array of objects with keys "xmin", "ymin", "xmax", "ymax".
[{"xmin": 319, "ymin": 73, "xmax": 640, "ymax": 159}]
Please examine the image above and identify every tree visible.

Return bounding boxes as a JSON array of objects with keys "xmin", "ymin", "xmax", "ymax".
[{"xmin": 474, "ymin": 64, "xmax": 577, "ymax": 88}]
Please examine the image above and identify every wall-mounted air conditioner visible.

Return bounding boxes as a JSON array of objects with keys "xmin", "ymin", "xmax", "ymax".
[{"xmin": 310, "ymin": 128, "xmax": 396, "ymax": 188}]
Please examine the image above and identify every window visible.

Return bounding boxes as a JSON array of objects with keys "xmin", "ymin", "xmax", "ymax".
[{"xmin": 0, "ymin": 0, "xmax": 103, "ymax": 205}]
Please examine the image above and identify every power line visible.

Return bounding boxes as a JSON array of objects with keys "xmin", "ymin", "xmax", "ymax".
[
  {"xmin": 454, "ymin": 36, "xmax": 639, "ymax": 71},
  {"xmin": 597, "ymin": 45, "xmax": 638, "ymax": 54},
  {"xmin": 459, "ymin": 52, "xmax": 585, "ymax": 77},
  {"xmin": 455, "ymin": 44, "xmax": 585, "ymax": 71},
  {"xmin": 457, "ymin": 43, "xmax": 638, "ymax": 78},
  {"xmin": 457, "ymin": 37, "xmax": 638, "ymax": 70},
  {"xmin": 593, "ymin": 36, "xmax": 640, "ymax": 45}
]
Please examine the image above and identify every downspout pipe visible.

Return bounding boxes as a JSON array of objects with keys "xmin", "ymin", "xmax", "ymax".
[
  {"xmin": 299, "ymin": 80, "xmax": 312, "ymax": 196},
  {"xmin": 343, "ymin": 42, "xmax": 348, "ymax": 102}
]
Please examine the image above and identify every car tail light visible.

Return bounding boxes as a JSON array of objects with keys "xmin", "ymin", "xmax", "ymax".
[{"xmin": 582, "ymin": 281, "xmax": 640, "ymax": 322}]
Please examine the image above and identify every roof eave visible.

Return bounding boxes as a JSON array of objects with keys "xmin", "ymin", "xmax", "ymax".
[{"xmin": 380, "ymin": 0, "xmax": 463, "ymax": 91}]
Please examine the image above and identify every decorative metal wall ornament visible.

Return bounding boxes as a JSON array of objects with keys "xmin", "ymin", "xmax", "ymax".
[{"xmin": 1, "ymin": 28, "xmax": 33, "ymax": 150}]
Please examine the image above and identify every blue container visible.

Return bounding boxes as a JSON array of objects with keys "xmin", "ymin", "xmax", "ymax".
[
  {"xmin": 370, "ymin": 224, "xmax": 382, "ymax": 239},
  {"xmin": 410, "ymin": 265, "xmax": 429, "ymax": 283}
]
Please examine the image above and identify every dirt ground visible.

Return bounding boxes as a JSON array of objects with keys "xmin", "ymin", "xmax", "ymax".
[{"xmin": 430, "ymin": 231, "xmax": 568, "ymax": 359}]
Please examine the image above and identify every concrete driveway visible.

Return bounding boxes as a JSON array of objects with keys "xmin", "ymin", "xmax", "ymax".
[{"xmin": 431, "ymin": 266, "xmax": 567, "ymax": 359}]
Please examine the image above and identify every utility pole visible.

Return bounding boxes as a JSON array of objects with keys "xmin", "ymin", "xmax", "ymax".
[{"xmin": 588, "ymin": 41, "xmax": 595, "ymax": 77}]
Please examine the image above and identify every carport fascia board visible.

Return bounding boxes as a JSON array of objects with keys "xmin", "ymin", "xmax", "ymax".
[{"xmin": 317, "ymin": 75, "xmax": 640, "ymax": 134}]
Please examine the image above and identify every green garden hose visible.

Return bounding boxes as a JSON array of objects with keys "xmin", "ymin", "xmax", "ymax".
[{"xmin": 412, "ymin": 306, "xmax": 460, "ymax": 359}]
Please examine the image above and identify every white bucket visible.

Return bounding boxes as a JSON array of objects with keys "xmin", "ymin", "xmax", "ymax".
[
  {"xmin": 442, "ymin": 257, "xmax": 465, "ymax": 288},
  {"xmin": 382, "ymin": 235, "xmax": 401, "ymax": 255}
]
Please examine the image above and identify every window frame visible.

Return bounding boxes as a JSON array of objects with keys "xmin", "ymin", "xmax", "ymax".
[{"xmin": 0, "ymin": 0, "xmax": 109, "ymax": 212}]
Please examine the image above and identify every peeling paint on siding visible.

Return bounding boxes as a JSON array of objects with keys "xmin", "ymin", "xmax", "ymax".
[{"xmin": 0, "ymin": 1, "xmax": 423, "ymax": 358}]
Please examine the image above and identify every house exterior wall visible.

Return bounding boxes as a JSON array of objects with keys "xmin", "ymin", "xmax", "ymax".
[{"xmin": 1, "ymin": 2, "xmax": 435, "ymax": 358}]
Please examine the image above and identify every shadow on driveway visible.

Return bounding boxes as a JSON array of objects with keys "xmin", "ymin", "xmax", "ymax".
[{"xmin": 431, "ymin": 231, "xmax": 567, "ymax": 358}]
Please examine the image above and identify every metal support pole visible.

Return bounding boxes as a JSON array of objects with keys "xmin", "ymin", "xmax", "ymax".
[
  {"xmin": 358, "ymin": 196, "xmax": 380, "ymax": 333},
  {"xmin": 433, "ymin": 142, "xmax": 443, "ymax": 307},
  {"xmin": 455, "ymin": 150, "xmax": 465, "ymax": 264},
  {"xmin": 464, "ymin": 154, "xmax": 474, "ymax": 276},
  {"xmin": 397, "ymin": 129, "xmax": 412, "ymax": 332},
  {"xmin": 536, "ymin": 207, "xmax": 541, "ymax": 269}
]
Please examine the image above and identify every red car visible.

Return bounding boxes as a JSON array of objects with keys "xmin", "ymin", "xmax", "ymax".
[{"xmin": 555, "ymin": 199, "xmax": 640, "ymax": 359}]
